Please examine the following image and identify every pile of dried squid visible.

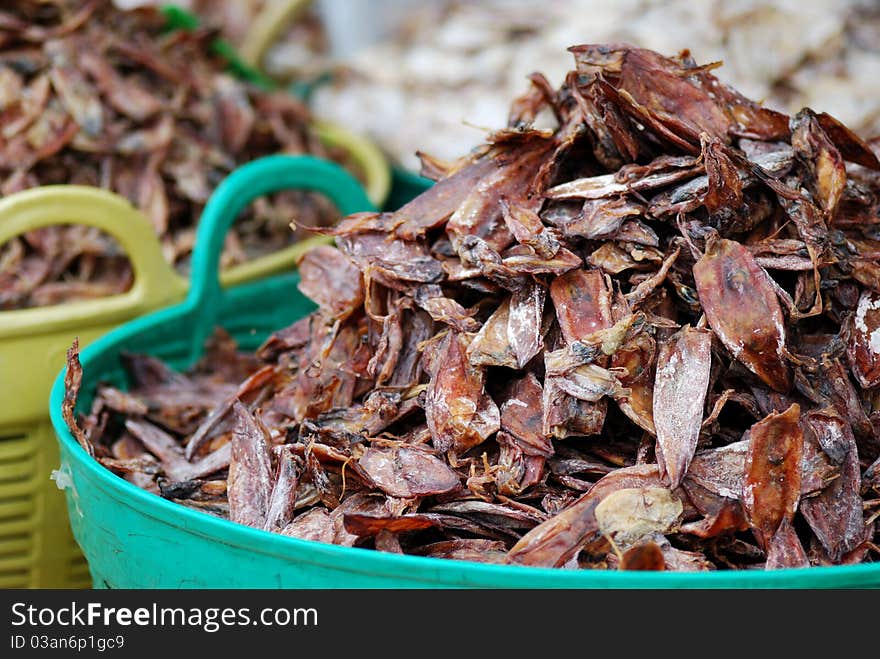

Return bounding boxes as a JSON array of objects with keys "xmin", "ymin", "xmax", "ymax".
[{"xmin": 67, "ymin": 43, "xmax": 880, "ymax": 571}]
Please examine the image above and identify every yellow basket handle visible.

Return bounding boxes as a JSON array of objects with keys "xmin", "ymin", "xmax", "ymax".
[
  {"xmin": 312, "ymin": 120, "xmax": 391, "ymax": 209},
  {"xmin": 238, "ymin": 0, "xmax": 313, "ymax": 70},
  {"xmin": 0, "ymin": 186, "xmax": 187, "ymax": 336}
]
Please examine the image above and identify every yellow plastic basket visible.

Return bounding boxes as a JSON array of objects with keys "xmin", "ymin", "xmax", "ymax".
[{"xmin": 0, "ymin": 187, "xmax": 187, "ymax": 588}]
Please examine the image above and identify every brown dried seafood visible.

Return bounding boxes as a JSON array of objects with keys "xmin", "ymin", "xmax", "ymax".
[
  {"xmin": 67, "ymin": 44, "xmax": 880, "ymax": 572},
  {"xmin": 0, "ymin": 0, "xmax": 356, "ymax": 310}
]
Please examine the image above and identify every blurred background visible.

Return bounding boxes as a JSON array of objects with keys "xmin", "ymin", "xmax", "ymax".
[{"xmin": 141, "ymin": 0, "xmax": 880, "ymax": 170}]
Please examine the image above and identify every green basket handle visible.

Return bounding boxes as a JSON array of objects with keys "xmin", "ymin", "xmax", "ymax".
[
  {"xmin": 161, "ymin": 4, "xmax": 277, "ymax": 90},
  {"xmin": 0, "ymin": 186, "xmax": 186, "ymax": 337},
  {"xmin": 186, "ymin": 154, "xmax": 374, "ymax": 353}
]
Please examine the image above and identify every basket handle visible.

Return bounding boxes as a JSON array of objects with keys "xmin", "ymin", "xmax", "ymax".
[
  {"xmin": 311, "ymin": 120, "xmax": 392, "ymax": 209},
  {"xmin": 217, "ymin": 125, "xmax": 389, "ymax": 289},
  {"xmin": 161, "ymin": 4, "xmax": 277, "ymax": 90},
  {"xmin": 0, "ymin": 186, "xmax": 186, "ymax": 315},
  {"xmin": 186, "ymin": 154, "xmax": 374, "ymax": 350},
  {"xmin": 238, "ymin": 0, "xmax": 312, "ymax": 70}
]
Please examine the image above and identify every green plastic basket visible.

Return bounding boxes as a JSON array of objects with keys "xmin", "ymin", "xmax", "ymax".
[{"xmin": 48, "ymin": 167, "xmax": 880, "ymax": 589}]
